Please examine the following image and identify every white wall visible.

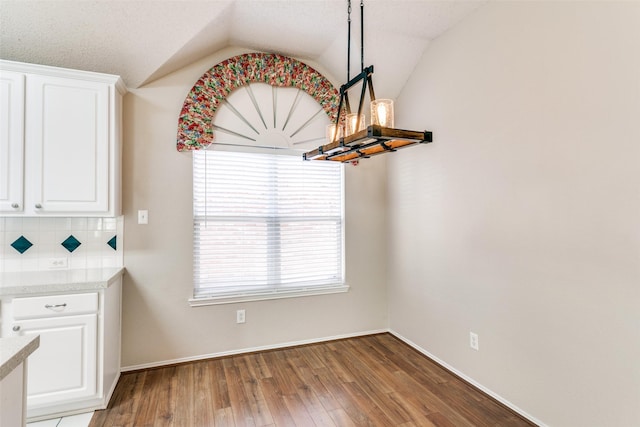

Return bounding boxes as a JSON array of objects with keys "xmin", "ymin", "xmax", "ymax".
[
  {"xmin": 388, "ymin": 2, "xmax": 640, "ymax": 426},
  {"xmin": 120, "ymin": 47, "xmax": 388, "ymax": 368}
]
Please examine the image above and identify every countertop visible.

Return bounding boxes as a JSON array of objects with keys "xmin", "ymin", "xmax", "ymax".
[
  {"xmin": 0, "ymin": 335, "xmax": 40, "ymax": 380},
  {"xmin": 0, "ymin": 267, "xmax": 124, "ymax": 297}
]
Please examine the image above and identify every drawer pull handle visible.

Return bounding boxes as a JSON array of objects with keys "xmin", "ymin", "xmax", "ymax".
[
  {"xmin": 13, "ymin": 325, "xmax": 21, "ymax": 332},
  {"xmin": 45, "ymin": 303, "xmax": 67, "ymax": 309}
]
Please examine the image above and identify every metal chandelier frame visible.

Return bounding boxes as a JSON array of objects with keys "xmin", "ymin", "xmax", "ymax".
[{"xmin": 303, "ymin": 0, "xmax": 432, "ymax": 163}]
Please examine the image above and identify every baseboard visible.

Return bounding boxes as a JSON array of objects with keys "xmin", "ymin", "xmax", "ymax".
[
  {"xmin": 102, "ymin": 371, "xmax": 121, "ymax": 409},
  {"xmin": 389, "ymin": 329, "xmax": 547, "ymax": 427},
  {"xmin": 121, "ymin": 329, "xmax": 388, "ymax": 372}
]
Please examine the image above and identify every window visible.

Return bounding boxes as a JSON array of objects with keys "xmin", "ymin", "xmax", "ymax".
[{"xmin": 191, "ymin": 150, "xmax": 345, "ymax": 305}]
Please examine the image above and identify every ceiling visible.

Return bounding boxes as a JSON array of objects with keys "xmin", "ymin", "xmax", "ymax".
[{"xmin": 0, "ymin": 0, "xmax": 485, "ymax": 97}]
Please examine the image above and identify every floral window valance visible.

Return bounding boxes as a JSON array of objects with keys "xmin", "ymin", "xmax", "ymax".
[{"xmin": 176, "ymin": 53, "xmax": 340, "ymax": 152}]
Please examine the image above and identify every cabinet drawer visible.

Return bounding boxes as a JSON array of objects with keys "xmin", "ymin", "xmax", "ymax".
[{"xmin": 12, "ymin": 293, "xmax": 98, "ymax": 319}]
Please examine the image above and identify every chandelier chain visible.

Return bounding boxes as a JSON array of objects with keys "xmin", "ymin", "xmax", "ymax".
[
  {"xmin": 360, "ymin": 0, "xmax": 364, "ymax": 72},
  {"xmin": 347, "ymin": 0, "xmax": 352, "ymax": 82},
  {"xmin": 347, "ymin": 0, "xmax": 366, "ymax": 78}
]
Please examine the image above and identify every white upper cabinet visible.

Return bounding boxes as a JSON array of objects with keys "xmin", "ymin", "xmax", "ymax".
[
  {"xmin": 0, "ymin": 60, "xmax": 126, "ymax": 216},
  {"xmin": 28, "ymin": 75, "xmax": 110, "ymax": 214},
  {"xmin": 0, "ymin": 70, "xmax": 25, "ymax": 213}
]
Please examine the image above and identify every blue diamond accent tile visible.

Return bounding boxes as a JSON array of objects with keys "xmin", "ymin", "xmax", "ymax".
[
  {"xmin": 61, "ymin": 235, "xmax": 82, "ymax": 253},
  {"xmin": 11, "ymin": 235, "xmax": 33, "ymax": 254},
  {"xmin": 107, "ymin": 235, "xmax": 117, "ymax": 251}
]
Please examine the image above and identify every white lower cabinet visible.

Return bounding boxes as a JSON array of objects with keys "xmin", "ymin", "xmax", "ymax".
[
  {"xmin": 0, "ymin": 276, "xmax": 122, "ymax": 420},
  {"xmin": 18, "ymin": 314, "xmax": 98, "ymax": 408}
]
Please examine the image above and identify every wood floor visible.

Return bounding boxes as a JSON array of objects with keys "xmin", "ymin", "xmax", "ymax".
[{"xmin": 90, "ymin": 333, "xmax": 536, "ymax": 427}]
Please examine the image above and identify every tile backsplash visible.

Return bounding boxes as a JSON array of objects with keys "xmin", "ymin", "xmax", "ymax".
[{"xmin": 0, "ymin": 217, "xmax": 123, "ymax": 272}]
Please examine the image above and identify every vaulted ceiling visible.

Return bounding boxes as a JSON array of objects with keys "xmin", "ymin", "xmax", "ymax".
[{"xmin": 0, "ymin": 0, "xmax": 485, "ymax": 97}]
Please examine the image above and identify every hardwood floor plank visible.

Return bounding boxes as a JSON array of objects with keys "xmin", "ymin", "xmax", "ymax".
[
  {"xmin": 241, "ymin": 375, "xmax": 274, "ymax": 426},
  {"xmin": 337, "ymin": 338, "xmax": 400, "ymax": 392},
  {"xmin": 234, "ymin": 354, "xmax": 261, "ymax": 383},
  {"xmin": 132, "ymin": 368, "xmax": 163, "ymax": 426},
  {"xmin": 96, "ymin": 371, "xmax": 128, "ymax": 426},
  {"xmin": 331, "ymin": 340, "xmax": 394, "ymax": 394},
  {"xmin": 223, "ymin": 358, "xmax": 257, "ymax": 427},
  {"xmin": 246, "ymin": 353, "xmax": 273, "ymax": 380},
  {"xmin": 153, "ymin": 366, "xmax": 177, "ymax": 426},
  {"xmin": 214, "ymin": 406, "xmax": 235, "ymax": 426},
  {"xmin": 295, "ymin": 345, "xmax": 327, "ymax": 370},
  {"xmin": 370, "ymin": 335, "xmax": 449, "ymax": 388},
  {"xmin": 193, "ymin": 361, "xmax": 216, "ymax": 426},
  {"xmin": 309, "ymin": 410, "xmax": 337, "ymax": 426},
  {"xmin": 91, "ymin": 334, "xmax": 536, "ymax": 427},
  {"xmin": 341, "ymin": 380, "xmax": 397, "ymax": 426},
  {"xmin": 212, "ymin": 359, "xmax": 232, "ymax": 410},
  {"xmin": 232, "ymin": 354, "xmax": 275, "ymax": 426},
  {"xmin": 328, "ymin": 407, "xmax": 358, "ymax": 427},
  {"xmin": 260, "ymin": 351, "xmax": 302, "ymax": 396},
  {"xmin": 172, "ymin": 363, "xmax": 195, "ymax": 427},
  {"xmin": 315, "ymin": 345, "xmax": 357, "ymax": 384},
  {"xmin": 383, "ymin": 335, "xmax": 528, "ymax": 426},
  {"xmin": 259, "ymin": 377, "xmax": 298, "ymax": 427},
  {"xmin": 313, "ymin": 367, "xmax": 373, "ymax": 426},
  {"xmin": 111, "ymin": 370, "xmax": 147, "ymax": 427},
  {"xmin": 288, "ymin": 356, "xmax": 342, "ymax": 413},
  {"xmin": 392, "ymin": 370, "xmax": 476, "ymax": 427},
  {"xmin": 426, "ymin": 411, "xmax": 460, "ymax": 427},
  {"xmin": 281, "ymin": 392, "xmax": 317, "ymax": 426},
  {"xmin": 331, "ymin": 340, "xmax": 414, "ymax": 425}
]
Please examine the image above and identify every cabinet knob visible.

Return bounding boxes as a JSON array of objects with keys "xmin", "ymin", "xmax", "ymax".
[
  {"xmin": 11, "ymin": 203, "xmax": 19, "ymax": 209},
  {"xmin": 12, "ymin": 325, "xmax": 21, "ymax": 332},
  {"xmin": 35, "ymin": 203, "xmax": 43, "ymax": 209}
]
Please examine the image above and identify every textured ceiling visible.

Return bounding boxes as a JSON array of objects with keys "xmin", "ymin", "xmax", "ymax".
[{"xmin": 0, "ymin": 0, "xmax": 485, "ymax": 97}]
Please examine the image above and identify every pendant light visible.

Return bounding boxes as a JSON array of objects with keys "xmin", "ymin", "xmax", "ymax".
[{"xmin": 304, "ymin": 0, "xmax": 433, "ymax": 163}]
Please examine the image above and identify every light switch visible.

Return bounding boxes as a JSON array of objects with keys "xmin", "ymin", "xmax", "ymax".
[{"xmin": 138, "ymin": 210, "xmax": 149, "ymax": 224}]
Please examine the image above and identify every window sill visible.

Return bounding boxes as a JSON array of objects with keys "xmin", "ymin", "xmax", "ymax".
[{"xmin": 188, "ymin": 284, "xmax": 349, "ymax": 307}]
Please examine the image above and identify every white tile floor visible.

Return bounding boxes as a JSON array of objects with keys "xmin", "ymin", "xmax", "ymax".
[{"xmin": 27, "ymin": 412, "xmax": 93, "ymax": 427}]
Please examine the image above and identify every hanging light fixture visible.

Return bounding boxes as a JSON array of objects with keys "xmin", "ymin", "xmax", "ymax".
[{"xmin": 304, "ymin": 0, "xmax": 433, "ymax": 163}]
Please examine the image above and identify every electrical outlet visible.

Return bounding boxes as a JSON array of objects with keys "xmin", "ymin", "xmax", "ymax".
[
  {"xmin": 236, "ymin": 309, "xmax": 246, "ymax": 324},
  {"xmin": 470, "ymin": 332, "xmax": 479, "ymax": 351},
  {"xmin": 47, "ymin": 257, "xmax": 68, "ymax": 269}
]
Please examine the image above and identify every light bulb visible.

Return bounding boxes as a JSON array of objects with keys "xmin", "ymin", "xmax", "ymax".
[
  {"xmin": 345, "ymin": 113, "xmax": 365, "ymax": 136},
  {"xmin": 377, "ymin": 104, "xmax": 388, "ymax": 127},
  {"xmin": 326, "ymin": 124, "xmax": 343, "ymax": 143},
  {"xmin": 371, "ymin": 99, "xmax": 394, "ymax": 128}
]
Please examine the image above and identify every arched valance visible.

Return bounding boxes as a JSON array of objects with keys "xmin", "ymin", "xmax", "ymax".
[{"xmin": 176, "ymin": 53, "xmax": 340, "ymax": 151}]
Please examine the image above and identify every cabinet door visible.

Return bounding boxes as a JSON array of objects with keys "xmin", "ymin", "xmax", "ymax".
[
  {"xmin": 14, "ymin": 314, "xmax": 98, "ymax": 409},
  {"xmin": 27, "ymin": 75, "xmax": 110, "ymax": 214},
  {"xmin": 0, "ymin": 70, "xmax": 25, "ymax": 213}
]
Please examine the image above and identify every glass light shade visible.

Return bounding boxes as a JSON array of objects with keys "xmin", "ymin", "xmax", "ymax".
[
  {"xmin": 345, "ymin": 113, "xmax": 366, "ymax": 136},
  {"xmin": 326, "ymin": 123, "xmax": 343, "ymax": 143},
  {"xmin": 371, "ymin": 99, "xmax": 394, "ymax": 128}
]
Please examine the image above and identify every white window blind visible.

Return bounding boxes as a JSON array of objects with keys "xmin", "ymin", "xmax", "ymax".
[{"xmin": 192, "ymin": 150, "xmax": 345, "ymax": 303}]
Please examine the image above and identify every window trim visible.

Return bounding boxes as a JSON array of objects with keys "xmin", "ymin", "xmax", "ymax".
[{"xmin": 188, "ymin": 283, "xmax": 349, "ymax": 306}]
